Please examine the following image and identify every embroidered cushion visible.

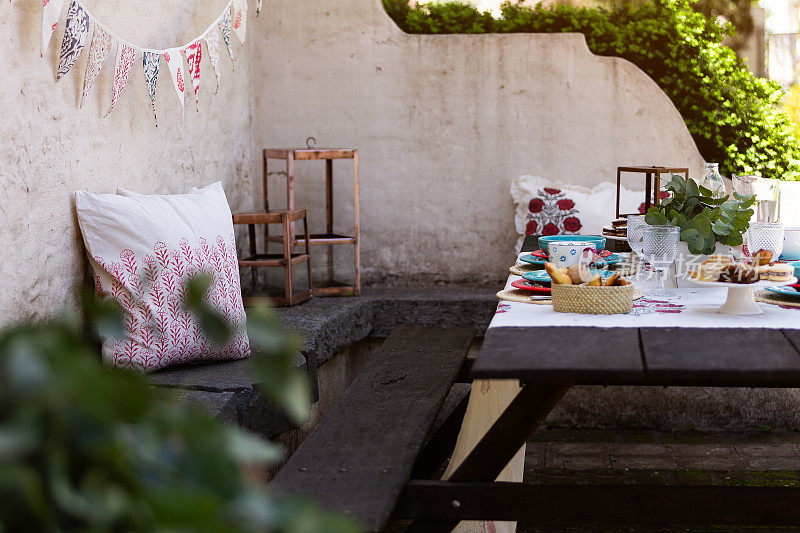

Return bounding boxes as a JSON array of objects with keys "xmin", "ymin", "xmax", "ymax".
[
  {"xmin": 510, "ymin": 175, "xmax": 648, "ymax": 249},
  {"xmin": 75, "ymin": 182, "xmax": 250, "ymax": 372}
]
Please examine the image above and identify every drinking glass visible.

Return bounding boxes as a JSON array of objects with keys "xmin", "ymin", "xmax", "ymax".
[
  {"xmin": 626, "ymin": 214, "xmax": 647, "ymax": 278},
  {"xmin": 747, "ymin": 222, "xmax": 784, "ymax": 261},
  {"xmin": 642, "ymin": 225, "xmax": 681, "ymax": 298},
  {"xmin": 732, "ymin": 174, "xmax": 781, "ymax": 223}
]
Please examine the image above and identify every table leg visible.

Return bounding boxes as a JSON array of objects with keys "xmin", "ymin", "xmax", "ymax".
[{"xmin": 407, "ymin": 379, "xmax": 573, "ymax": 532}]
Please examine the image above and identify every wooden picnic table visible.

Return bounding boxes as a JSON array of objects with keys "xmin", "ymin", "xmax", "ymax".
[{"xmin": 394, "ymin": 241, "xmax": 800, "ymax": 531}]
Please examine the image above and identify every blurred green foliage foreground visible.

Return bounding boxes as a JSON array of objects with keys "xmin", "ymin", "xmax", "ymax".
[{"xmin": 0, "ymin": 276, "xmax": 359, "ymax": 532}]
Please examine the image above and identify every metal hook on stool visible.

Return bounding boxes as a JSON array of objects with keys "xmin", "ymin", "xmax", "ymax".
[{"xmin": 306, "ymin": 136, "xmax": 316, "ymax": 149}]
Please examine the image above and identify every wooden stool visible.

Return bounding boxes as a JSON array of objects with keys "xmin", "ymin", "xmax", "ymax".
[
  {"xmin": 232, "ymin": 208, "xmax": 312, "ymax": 307},
  {"xmin": 263, "ymin": 145, "xmax": 360, "ymax": 297}
]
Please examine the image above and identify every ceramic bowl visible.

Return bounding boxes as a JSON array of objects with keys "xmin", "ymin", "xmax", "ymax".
[
  {"xmin": 783, "ymin": 227, "xmax": 800, "ymax": 260},
  {"xmin": 538, "ymin": 235, "xmax": 606, "ymax": 255}
]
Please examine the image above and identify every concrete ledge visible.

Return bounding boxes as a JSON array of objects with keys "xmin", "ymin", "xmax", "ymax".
[
  {"xmin": 152, "ymin": 287, "xmax": 497, "ymax": 435},
  {"xmin": 174, "ymin": 390, "xmax": 237, "ymax": 424}
]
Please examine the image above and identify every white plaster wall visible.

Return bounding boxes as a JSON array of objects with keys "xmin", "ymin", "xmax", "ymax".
[
  {"xmin": 0, "ymin": 0, "xmax": 256, "ymax": 325},
  {"xmin": 0, "ymin": 0, "xmax": 709, "ymax": 322},
  {"xmin": 248, "ymin": 0, "xmax": 705, "ymax": 284}
]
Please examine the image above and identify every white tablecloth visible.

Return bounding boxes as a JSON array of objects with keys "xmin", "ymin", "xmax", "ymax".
[{"xmin": 494, "ymin": 255, "xmax": 800, "ymax": 329}]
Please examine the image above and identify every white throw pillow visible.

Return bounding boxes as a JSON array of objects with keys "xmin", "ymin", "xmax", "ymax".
[
  {"xmin": 510, "ymin": 175, "xmax": 651, "ymax": 249},
  {"xmin": 75, "ymin": 182, "xmax": 250, "ymax": 372}
]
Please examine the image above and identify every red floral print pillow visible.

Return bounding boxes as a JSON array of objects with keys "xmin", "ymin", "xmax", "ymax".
[
  {"xmin": 525, "ymin": 187, "xmax": 582, "ymax": 236},
  {"xmin": 75, "ymin": 183, "xmax": 250, "ymax": 372}
]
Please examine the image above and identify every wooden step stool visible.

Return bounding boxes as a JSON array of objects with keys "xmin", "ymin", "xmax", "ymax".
[{"xmin": 232, "ymin": 208, "xmax": 312, "ymax": 307}]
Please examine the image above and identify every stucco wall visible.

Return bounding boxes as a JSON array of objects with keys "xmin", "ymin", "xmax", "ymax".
[
  {"xmin": 0, "ymin": 0, "xmax": 256, "ymax": 325},
  {"xmin": 247, "ymin": 0, "xmax": 705, "ymax": 285},
  {"xmin": 1, "ymin": 0, "xmax": 708, "ymax": 322}
]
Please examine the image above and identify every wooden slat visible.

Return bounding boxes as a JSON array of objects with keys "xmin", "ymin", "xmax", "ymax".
[
  {"xmin": 238, "ymin": 253, "xmax": 308, "ymax": 268},
  {"xmin": 270, "ymin": 326, "xmax": 474, "ymax": 532},
  {"xmin": 293, "ymin": 149, "xmax": 356, "ymax": 160},
  {"xmin": 395, "ymin": 481, "xmax": 800, "ymax": 526},
  {"xmin": 267, "ymin": 233, "xmax": 356, "ymax": 246},
  {"xmin": 471, "ymin": 327, "xmax": 644, "ymax": 382},
  {"xmin": 783, "ymin": 329, "xmax": 800, "ymax": 354},
  {"xmin": 641, "ymin": 327, "xmax": 800, "ymax": 385}
]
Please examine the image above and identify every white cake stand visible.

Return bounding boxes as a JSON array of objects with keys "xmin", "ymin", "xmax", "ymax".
[{"xmin": 682, "ymin": 276, "xmax": 797, "ymax": 315}]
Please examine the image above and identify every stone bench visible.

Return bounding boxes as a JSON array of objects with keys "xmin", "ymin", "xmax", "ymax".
[{"xmin": 151, "ymin": 287, "xmax": 498, "ymax": 436}]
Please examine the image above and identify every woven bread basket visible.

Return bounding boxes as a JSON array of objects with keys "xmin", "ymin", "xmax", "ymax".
[{"xmin": 551, "ymin": 283, "xmax": 633, "ymax": 314}]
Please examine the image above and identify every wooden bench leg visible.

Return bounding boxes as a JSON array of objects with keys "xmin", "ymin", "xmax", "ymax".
[{"xmin": 402, "ymin": 380, "xmax": 573, "ymax": 532}]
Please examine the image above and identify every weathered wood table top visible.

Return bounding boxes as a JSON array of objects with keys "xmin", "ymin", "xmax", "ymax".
[{"xmin": 473, "ymin": 326, "xmax": 800, "ymax": 386}]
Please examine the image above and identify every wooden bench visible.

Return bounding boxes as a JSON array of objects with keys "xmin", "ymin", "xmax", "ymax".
[{"xmin": 270, "ymin": 325, "xmax": 475, "ymax": 531}]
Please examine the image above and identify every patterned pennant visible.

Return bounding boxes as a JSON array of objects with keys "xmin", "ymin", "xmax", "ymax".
[
  {"xmin": 103, "ymin": 43, "xmax": 137, "ymax": 118},
  {"xmin": 219, "ymin": 8, "xmax": 235, "ymax": 70},
  {"xmin": 41, "ymin": 0, "xmax": 67, "ymax": 57},
  {"xmin": 232, "ymin": 0, "xmax": 247, "ymax": 45},
  {"xmin": 204, "ymin": 26, "xmax": 221, "ymax": 94},
  {"xmin": 56, "ymin": 1, "xmax": 90, "ymax": 81},
  {"xmin": 80, "ymin": 26, "xmax": 113, "ymax": 108},
  {"xmin": 183, "ymin": 41, "xmax": 202, "ymax": 112},
  {"xmin": 142, "ymin": 51, "xmax": 160, "ymax": 125},
  {"xmin": 163, "ymin": 49, "xmax": 185, "ymax": 117}
]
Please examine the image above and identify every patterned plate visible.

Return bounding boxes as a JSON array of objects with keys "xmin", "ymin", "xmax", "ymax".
[
  {"xmin": 520, "ymin": 253, "xmax": 622, "ymax": 266},
  {"xmin": 531, "ymin": 249, "xmax": 613, "ymax": 259},
  {"xmin": 522, "ymin": 269, "xmax": 615, "ymax": 284},
  {"xmin": 510, "ymin": 279, "xmax": 552, "ymax": 294},
  {"xmin": 764, "ymin": 285, "xmax": 800, "ymax": 298}
]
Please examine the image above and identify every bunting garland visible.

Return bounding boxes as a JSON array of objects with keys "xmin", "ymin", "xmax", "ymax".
[
  {"xmin": 103, "ymin": 44, "xmax": 137, "ymax": 118},
  {"xmin": 56, "ymin": 1, "xmax": 90, "ymax": 81},
  {"xmin": 220, "ymin": 9, "xmax": 236, "ymax": 70},
  {"xmin": 164, "ymin": 49, "xmax": 186, "ymax": 118},
  {"xmin": 205, "ymin": 26, "xmax": 222, "ymax": 94},
  {"xmin": 42, "ymin": 0, "xmax": 251, "ymax": 121},
  {"xmin": 142, "ymin": 51, "xmax": 160, "ymax": 125},
  {"xmin": 233, "ymin": 0, "xmax": 247, "ymax": 45},
  {"xmin": 41, "ymin": 0, "xmax": 67, "ymax": 57},
  {"xmin": 183, "ymin": 42, "xmax": 202, "ymax": 112},
  {"xmin": 80, "ymin": 26, "xmax": 112, "ymax": 108}
]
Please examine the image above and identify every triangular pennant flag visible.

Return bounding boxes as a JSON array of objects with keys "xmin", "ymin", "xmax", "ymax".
[
  {"xmin": 183, "ymin": 41, "xmax": 202, "ymax": 112},
  {"xmin": 41, "ymin": 0, "xmax": 67, "ymax": 57},
  {"xmin": 256, "ymin": 0, "xmax": 262, "ymax": 16},
  {"xmin": 142, "ymin": 51, "xmax": 160, "ymax": 125},
  {"xmin": 232, "ymin": 0, "xmax": 247, "ymax": 45},
  {"xmin": 163, "ymin": 49, "xmax": 185, "ymax": 118},
  {"xmin": 205, "ymin": 26, "xmax": 221, "ymax": 94},
  {"xmin": 219, "ymin": 8, "xmax": 235, "ymax": 70},
  {"xmin": 80, "ymin": 26, "xmax": 113, "ymax": 108},
  {"xmin": 56, "ymin": 0, "xmax": 90, "ymax": 81},
  {"xmin": 103, "ymin": 43, "xmax": 137, "ymax": 118}
]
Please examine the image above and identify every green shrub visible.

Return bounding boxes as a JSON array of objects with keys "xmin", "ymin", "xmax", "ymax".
[{"xmin": 383, "ymin": 0, "xmax": 800, "ymax": 181}]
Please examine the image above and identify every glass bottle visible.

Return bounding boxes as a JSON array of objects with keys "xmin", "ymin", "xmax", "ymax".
[{"xmin": 698, "ymin": 162, "xmax": 726, "ymax": 198}]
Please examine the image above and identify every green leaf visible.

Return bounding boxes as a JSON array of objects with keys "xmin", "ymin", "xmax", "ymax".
[
  {"xmin": 644, "ymin": 210, "xmax": 669, "ymax": 225},
  {"xmin": 686, "ymin": 177, "xmax": 700, "ymax": 197}
]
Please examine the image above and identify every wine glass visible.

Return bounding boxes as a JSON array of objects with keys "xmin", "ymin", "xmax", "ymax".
[
  {"xmin": 626, "ymin": 214, "xmax": 648, "ymax": 278},
  {"xmin": 642, "ymin": 225, "xmax": 681, "ymax": 298},
  {"xmin": 747, "ymin": 222, "xmax": 784, "ymax": 262}
]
